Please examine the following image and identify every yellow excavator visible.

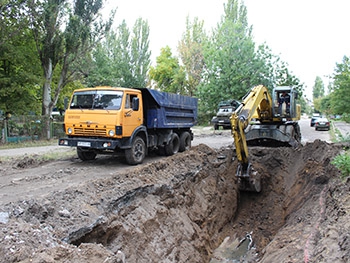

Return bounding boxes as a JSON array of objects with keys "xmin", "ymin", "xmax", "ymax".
[{"xmin": 231, "ymin": 85, "xmax": 301, "ymax": 192}]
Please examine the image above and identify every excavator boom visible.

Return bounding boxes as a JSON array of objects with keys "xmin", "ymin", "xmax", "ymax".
[{"xmin": 231, "ymin": 85, "xmax": 301, "ymax": 192}]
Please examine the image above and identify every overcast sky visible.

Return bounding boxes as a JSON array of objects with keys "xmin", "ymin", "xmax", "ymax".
[{"xmin": 105, "ymin": 0, "xmax": 350, "ymax": 98}]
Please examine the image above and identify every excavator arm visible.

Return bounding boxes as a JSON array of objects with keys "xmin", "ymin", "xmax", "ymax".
[{"xmin": 230, "ymin": 85, "xmax": 274, "ymax": 192}]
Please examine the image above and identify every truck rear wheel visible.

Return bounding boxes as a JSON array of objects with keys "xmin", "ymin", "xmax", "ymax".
[
  {"xmin": 125, "ymin": 136, "xmax": 146, "ymax": 165},
  {"xmin": 77, "ymin": 148, "xmax": 96, "ymax": 161},
  {"xmin": 164, "ymin": 133, "xmax": 180, "ymax": 156},
  {"xmin": 179, "ymin": 131, "xmax": 191, "ymax": 152}
]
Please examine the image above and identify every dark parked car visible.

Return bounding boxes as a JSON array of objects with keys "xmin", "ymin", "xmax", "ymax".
[
  {"xmin": 315, "ymin": 118, "xmax": 330, "ymax": 131},
  {"xmin": 310, "ymin": 116, "xmax": 320, "ymax": 127}
]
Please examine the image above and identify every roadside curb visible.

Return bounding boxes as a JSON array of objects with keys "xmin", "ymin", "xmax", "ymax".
[{"xmin": 332, "ymin": 121, "xmax": 350, "ymax": 139}]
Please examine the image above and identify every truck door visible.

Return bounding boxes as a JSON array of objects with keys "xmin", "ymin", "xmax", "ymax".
[{"xmin": 122, "ymin": 93, "xmax": 143, "ymax": 137}]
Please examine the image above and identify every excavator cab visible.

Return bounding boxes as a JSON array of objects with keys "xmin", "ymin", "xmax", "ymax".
[{"xmin": 272, "ymin": 86, "xmax": 299, "ymax": 120}]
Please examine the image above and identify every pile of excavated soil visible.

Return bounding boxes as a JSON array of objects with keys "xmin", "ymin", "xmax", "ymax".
[{"xmin": 0, "ymin": 140, "xmax": 350, "ymax": 263}]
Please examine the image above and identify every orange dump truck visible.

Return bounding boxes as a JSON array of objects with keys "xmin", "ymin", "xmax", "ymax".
[{"xmin": 58, "ymin": 86, "xmax": 198, "ymax": 164}]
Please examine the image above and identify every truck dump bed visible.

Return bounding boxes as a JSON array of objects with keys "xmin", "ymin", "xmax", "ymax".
[{"xmin": 137, "ymin": 88, "xmax": 197, "ymax": 129}]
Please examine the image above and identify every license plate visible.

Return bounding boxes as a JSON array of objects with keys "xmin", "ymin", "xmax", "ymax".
[
  {"xmin": 219, "ymin": 120, "xmax": 224, "ymax": 123},
  {"xmin": 77, "ymin": 141, "xmax": 91, "ymax": 147}
]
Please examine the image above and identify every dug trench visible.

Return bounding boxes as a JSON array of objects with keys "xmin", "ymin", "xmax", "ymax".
[{"xmin": 1, "ymin": 140, "xmax": 350, "ymax": 262}]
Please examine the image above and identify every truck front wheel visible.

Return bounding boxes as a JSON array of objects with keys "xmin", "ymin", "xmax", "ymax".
[
  {"xmin": 164, "ymin": 133, "xmax": 180, "ymax": 156},
  {"xmin": 125, "ymin": 136, "xmax": 146, "ymax": 165},
  {"xmin": 77, "ymin": 148, "xmax": 97, "ymax": 161},
  {"xmin": 179, "ymin": 131, "xmax": 191, "ymax": 152}
]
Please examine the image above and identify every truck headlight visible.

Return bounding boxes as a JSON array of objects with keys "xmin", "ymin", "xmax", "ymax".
[
  {"xmin": 67, "ymin": 127, "xmax": 73, "ymax": 134},
  {"xmin": 108, "ymin": 130, "xmax": 115, "ymax": 136}
]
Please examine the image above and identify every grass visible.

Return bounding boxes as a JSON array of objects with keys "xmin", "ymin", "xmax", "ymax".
[
  {"xmin": 329, "ymin": 121, "xmax": 350, "ymax": 180},
  {"xmin": 332, "ymin": 151, "xmax": 350, "ymax": 180}
]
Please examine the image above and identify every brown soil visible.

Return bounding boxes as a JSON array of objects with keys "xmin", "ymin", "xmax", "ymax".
[{"xmin": 0, "ymin": 134, "xmax": 349, "ymax": 262}]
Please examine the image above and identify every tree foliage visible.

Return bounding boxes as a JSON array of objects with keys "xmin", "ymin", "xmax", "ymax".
[
  {"xmin": 0, "ymin": 0, "xmax": 29, "ymax": 47},
  {"xmin": 177, "ymin": 16, "xmax": 206, "ymax": 96},
  {"xmin": 313, "ymin": 76, "xmax": 325, "ymax": 99},
  {"xmin": 86, "ymin": 18, "xmax": 151, "ymax": 88},
  {"xmin": 330, "ymin": 56, "xmax": 350, "ymax": 115},
  {"xmin": 256, "ymin": 44, "xmax": 303, "ymax": 93},
  {"xmin": 130, "ymin": 18, "xmax": 151, "ymax": 87},
  {"xmin": 198, "ymin": 0, "xmax": 255, "ymax": 114},
  {"xmin": 0, "ymin": 0, "xmax": 42, "ymax": 115},
  {"xmin": 149, "ymin": 46, "xmax": 186, "ymax": 94}
]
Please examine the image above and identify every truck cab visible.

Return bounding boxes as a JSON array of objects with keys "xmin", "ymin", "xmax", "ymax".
[{"xmin": 64, "ymin": 87, "xmax": 143, "ymax": 138}]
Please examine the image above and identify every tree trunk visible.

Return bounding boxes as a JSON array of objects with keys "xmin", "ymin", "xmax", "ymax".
[{"xmin": 42, "ymin": 59, "xmax": 53, "ymax": 140}]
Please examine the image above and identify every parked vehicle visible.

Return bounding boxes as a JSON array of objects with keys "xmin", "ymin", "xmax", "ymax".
[
  {"xmin": 58, "ymin": 87, "xmax": 198, "ymax": 164},
  {"xmin": 315, "ymin": 118, "xmax": 330, "ymax": 131},
  {"xmin": 211, "ymin": 99, "xmax": 241, "ymax": 130},
  {"xmin": 310, "ymin": 116, "xmax": 320, "ymax": 127}
]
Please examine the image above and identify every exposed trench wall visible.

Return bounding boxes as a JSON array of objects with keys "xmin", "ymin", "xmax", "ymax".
[{"xmin": 64, "ymin": 145, "xmax": 239, "ymax": 262}]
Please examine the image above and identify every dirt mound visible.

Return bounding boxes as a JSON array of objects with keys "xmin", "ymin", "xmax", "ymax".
[{"xmin": 0, "ymin": 141, "xmax": 349, "ymax": 262}]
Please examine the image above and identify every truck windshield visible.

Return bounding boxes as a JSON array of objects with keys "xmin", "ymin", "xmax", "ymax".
[{"xmin": 70, "ymin": 90, "xmax": 123, "ymax": 110}]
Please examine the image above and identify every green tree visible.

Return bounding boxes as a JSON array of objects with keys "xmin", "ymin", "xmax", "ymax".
[
  {"xmin": 319, "ymin": 95, "xmax": 331, "ymax": 116},
  {"xmin": 0, "ymin": 1, "xmax": 42, "ymax": 115},
  {"xmin": 27, "ymin": 0, "xmax": 114, "ymax": 138},
  {"xmin": 313, "ymin": 76, "xmax": 325, "ymax": 99},
  {"xmin": 130, "ymin": 18, "xmax": 151, "ymax": 88},
  {"xmin": 256, "ymin": 44, "xmax": 303, "ymax": 93},
  {"xmin": 330, "ymin": 56, "xmax": 350, "ymax": 115},
  {"xmin": 86, "ymin": 18, "xmax": 151, "ymax": 88},
  {"xmin": 149, "ymin": 46, "xmax": 186, "ymax": 94},
  {"xmin": 85, "ymin": 21, "xmax": 131, "ymax": 87},
  {"xmin": 198, "ymin": 0, "xmax": 256, "ymax": 114},
  {"xmin": 177, "ymin": 16, "xmax": 206, "ymax": 96},
  {"xmin": 312, "ymin": 75, "xmax": 325, "ymax": 115},
  {"xmin": 115, "ymin": 21, "xmax": 133, "ymax": 87},
  {"xmin": 0, "ymin": 0, "xmax": 28, "ymax": 47}
]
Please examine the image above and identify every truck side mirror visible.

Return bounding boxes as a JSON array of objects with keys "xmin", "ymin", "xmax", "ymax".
[{"xmin": 132, "ymin": 97, "xmax": 139, "ymax": 111}]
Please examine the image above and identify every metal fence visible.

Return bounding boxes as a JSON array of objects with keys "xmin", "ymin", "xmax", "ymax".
[{"xmin": 0, "ymin": 115, "xmax": 65, "ymax": 144}]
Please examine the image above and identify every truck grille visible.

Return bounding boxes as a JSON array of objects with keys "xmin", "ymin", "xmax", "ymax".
[{"xmin": 74, "ymin": 127, "xmax": 106, "ymax": 136}]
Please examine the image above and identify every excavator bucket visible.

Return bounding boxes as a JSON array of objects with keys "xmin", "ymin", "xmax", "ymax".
[{"xmin": 236, "ymin": 163, "xmax": 261, "ymax": 192}]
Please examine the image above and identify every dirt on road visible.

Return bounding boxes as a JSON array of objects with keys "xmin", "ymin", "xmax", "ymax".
[{"xmin": 0, "ymin": 127, "xmax": 349, "ymax": 262}]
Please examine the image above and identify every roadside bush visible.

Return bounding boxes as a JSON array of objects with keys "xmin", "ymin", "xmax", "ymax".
[
  {"xmin": 332, "ymin": 151, "xmax": 350, "ymax": 180},
  {"xmin": 342, "ymin": 113, "xmax": 350, "ymax": 123}
]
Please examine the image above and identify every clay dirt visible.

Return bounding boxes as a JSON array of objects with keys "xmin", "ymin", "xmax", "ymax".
[{"xmin": 0, "ymin": 127, "xmax": 349, "ymax": 263}]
